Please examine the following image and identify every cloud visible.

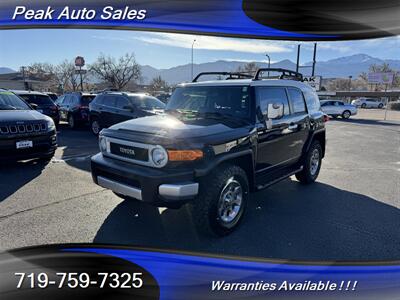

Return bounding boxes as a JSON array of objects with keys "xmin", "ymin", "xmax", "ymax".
[{"xmin": 129, "ymin": 32, "xmax": 292, "ymax": 54}]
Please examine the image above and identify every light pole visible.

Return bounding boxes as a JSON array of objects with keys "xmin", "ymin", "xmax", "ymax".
[
  {"xmin": 265, "ymin": 53, "xmax": 271, "ymax": 77},
  {"xmin": 191, "ymin": 39, "xmax": 196, "ymax": 81}
]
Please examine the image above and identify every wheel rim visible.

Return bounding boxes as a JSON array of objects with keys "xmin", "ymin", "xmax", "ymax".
[
  {"xmin": 218, "ymin": 177, "xmax": 243, "ymax": 225},
  {"xmin": 69, "ymin": 116, "xmax": 74, "ymax": 128},
  {"xmin": 343, "ymin": 111, "xmax": 350, "ymax": 118},
  {"xmin": 310, "ymin": 148, "xmax": 320, "ymax": 176},
  {"xmin": 92, "ymin": 120, "xmax": 99, "ymax": 134}
]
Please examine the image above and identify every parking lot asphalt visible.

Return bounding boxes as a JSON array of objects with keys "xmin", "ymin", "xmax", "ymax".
[{"xmin": 0, "ymin": 117, "xmax": 399, "ymax": 261}]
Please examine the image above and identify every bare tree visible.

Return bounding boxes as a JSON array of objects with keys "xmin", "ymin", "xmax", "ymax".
[
  {"xmin": 150, "ymin": 75, "xmax": 168, "ymax": 91},
  {"xmin": 89, "ymin": 53, "xmax": 141, "ymax": 90},
  {"xmin": 236, "ymin": 62, "xmax": 259, "ymax": 76}
]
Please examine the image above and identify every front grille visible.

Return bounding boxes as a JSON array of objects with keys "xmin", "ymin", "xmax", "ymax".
[{"xmin": 0, "ymin": 122, "xmax": 47, "ymax": 136}]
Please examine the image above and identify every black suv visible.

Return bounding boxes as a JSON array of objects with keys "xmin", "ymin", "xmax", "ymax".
[
  {"xmin": 57, "ymin": 92, "xmax": 96, "ymax": 128},
  {"xmin": 0, "ymin": 89, "xmax": 57, "ymax": 162},
  {"xmin": 12, "ymin": 90, "xmax": 60, "ymax": 126},
  {"xmin": 89, "ymin": 92, "xmax": 165, "ymax": 135},
  {"xmin": 91, "ymin": 69, "xmax": 326, "ymax": 236}
]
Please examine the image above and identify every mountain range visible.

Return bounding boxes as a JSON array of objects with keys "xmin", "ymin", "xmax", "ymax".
[{"xmin": 1, "ymin": 54, "xmax": 399, "ymax": 85}]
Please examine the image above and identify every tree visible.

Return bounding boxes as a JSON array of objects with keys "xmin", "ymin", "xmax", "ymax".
[
  {"xmin": 150, "ymin": 75, "xmax": 168, "ymax": 91},
  {"xmin": 89, "ymin": 53, "xmax": 141, "ymax": 90},
  {"xmin": 359, "ymin": 63, "xmax": 399, "ymax": 90},
  {"xmin": 236, "ymin": 62, "xmax": 259, "ymax": 76}
]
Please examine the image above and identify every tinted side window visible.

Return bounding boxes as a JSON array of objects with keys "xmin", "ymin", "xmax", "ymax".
[
  {"xmin": 103, "ymin": 95, "xmax": 117, "ymax": 107},
  {"xmin": 93, "ymin": 95, "xmax": 104, "ymax": 105},
  {"xmin": 115, "ymin": 96, "xmax": 130, "ymax": 109},
  {"xmin": 256, "ymin": 87, "xmax": 290, "ymax": 116},
  {"xmin": 303, "ymin": 88, "xmax": 320, "ymax": 112},
  {"xmin": 288, "ymin": 88, "xmax": 306, "ymax": 113}
]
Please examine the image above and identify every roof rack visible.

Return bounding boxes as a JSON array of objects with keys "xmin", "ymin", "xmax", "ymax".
[
  {"xmin": 192, "ymin": 72, "xmax": 253, "ymax": 82},
  {"xmin": 253, "ymin": 68, "xmax": 303, "ymax": 81}
]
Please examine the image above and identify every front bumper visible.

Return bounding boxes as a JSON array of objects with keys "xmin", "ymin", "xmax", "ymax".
[
  {"xmin": 91, "ymin": 153, "xmax": 199, "ymax": 207},
  {"xmin": 0, "ymin": 131, "xmax": 57, "ymax": 161}
]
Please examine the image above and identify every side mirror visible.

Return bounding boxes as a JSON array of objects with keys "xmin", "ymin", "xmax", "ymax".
[
  {"xmin": 29, "ymin": 103, "xmax": 38, "ymax": 110},
  {"xmin": 266, "ymin": 103, "xmax": 284, "ymax": 120}
]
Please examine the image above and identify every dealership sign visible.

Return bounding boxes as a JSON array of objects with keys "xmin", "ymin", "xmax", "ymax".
[
  {"xmin": 74, "ymin": 56, "xmax": 85, "ymax": 67},
  {"xmin": 368, "ymin": 72, "xmax": 395, "ymax": 84},
  {"xmin": 303, "ymin": 76, "xmax": 322, "ymax": 91}
]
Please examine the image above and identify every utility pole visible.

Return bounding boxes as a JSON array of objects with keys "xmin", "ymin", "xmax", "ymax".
[
  {"xmin": 21, "ymin": 66, "xmax": 28, "ymax": 90},
  {"xmin": 296, "ymin": 44, "xmax": 301, "ymax": 73},
  {"xmin": 265, "ymin": 53, "xmax": 271, "ymax": 77},
  {"xmin": 311, "ymin": 43, "xmax": 317, "ymax": 76},
  {"xmin": 191, "ymin": 39, "xmax": 196, "ymax": 81}
]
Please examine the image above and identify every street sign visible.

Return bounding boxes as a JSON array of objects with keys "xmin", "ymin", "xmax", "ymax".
[
  {"xmin": 303, "ymin": 76, "xmax": 322, "ymax": 91},
  {"xmin": 74, "ymin": 69, "xmax": 87, "ymax": 75},
  {"xmin": 74, "ymin": 56, "xmax": 85, "ymax": 67},
  {"xmin": 368, "ymin": 72, "xmax": 394, "ymax": 84}
]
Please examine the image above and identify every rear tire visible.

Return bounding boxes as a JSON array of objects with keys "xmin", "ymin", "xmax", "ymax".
[
  {"xmin": 378, "ymin": 103, "xmax": 384, "ymax": 109},
  {"xmin": 295, "ymin": 141, "xmax": 322, "ymax": 184},
  {"xmin": 91, "ymin": 117, "xmax": 101, "ymax": 136},
  {"xmin": 342, "ymin": 110, "xmax": 351, "ymax": 119},
  {"xmin": 190, "ymin": 164, "xmax": 249, "ymax": 237},
  {"xmin": 68, "ymin": 114, "xmax": 76, "ymax": 129}
]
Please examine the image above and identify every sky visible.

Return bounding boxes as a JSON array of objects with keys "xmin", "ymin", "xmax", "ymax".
[{"xmin": 0, "ymin": 29, "xmax": 399, "ymax": 71}]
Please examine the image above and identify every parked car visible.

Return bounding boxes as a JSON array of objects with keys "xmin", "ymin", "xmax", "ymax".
[
  {"xmin": 57, "ymin": 92, "xmax": 96, "ymax": 128},
  {"xmin": 45, "ymin": 92, "xmax": 59, "ymax": 101},
  {"xmin": 351, "ymin": 98, "xmax": 384, "ymax": 108},
  {"xmin": 91, "ymin": 69, "xmax": 326, "ymax": 236},
  {"xmin": 320, "ymin": 100, "xmax": 357, "ymax": 119},
  {"xmin": 89, "ymin": 92, "xmax": 166, "ymax": 135},
  {"xmin": 12, "ymin": 90, "xmax": 60, "ymax": 126},
  {"xmin": 0, "ymin": 89, "xmax": 57, "ymax": 162}
]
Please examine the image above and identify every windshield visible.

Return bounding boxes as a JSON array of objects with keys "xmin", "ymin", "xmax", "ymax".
[
  {"xmin": 129, "ymin": 96, "xmax": 166, "ymax": 110},
  {"xmin": 0, "ymin": 91, "xmax": 31, "ymax": 110},
  {"xmin": 166, "ymin": 86, "xmax": 251, "ymax": 120},
  {"xmin": 19, "ymin": 94, "xmax": 54, "ymax": 106}
]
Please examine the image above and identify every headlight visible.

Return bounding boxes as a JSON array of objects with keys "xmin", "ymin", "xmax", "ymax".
[
  {"xmin": 99, "ymin": 136, "xmax": 107, "ymax": 152},
  {"xmin": 46, "ymin": 118, "xmax": 56, "ymax": 131},
  {"xmin": 151, "ymin": 147, "xmax": 168, "ymax": 167}
]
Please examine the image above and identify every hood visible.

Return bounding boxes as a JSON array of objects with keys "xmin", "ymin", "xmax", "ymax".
[
  {"xmin": 0, "ymin": 110, "xmax": 49, "ymax": 123},
  {"xmin": 109, "ymin": 114, "xmax": 241, "ymax": 139}
]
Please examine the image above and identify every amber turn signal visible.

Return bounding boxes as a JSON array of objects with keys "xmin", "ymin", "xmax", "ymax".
[{"xmin": 167, "ymin": 150, "xmax": 203, "ymax": 161}]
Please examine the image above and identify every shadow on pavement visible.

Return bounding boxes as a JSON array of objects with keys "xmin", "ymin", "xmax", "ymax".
[
  {"xmin": 55, "ymin": 124, "xmax": 98, "ymax": 172},
  {"xmin": 330, "ymin": 118, "xmax": 400, "ymax": 127},
  {"xmin": 0, "ymin": 159, "xmax": 48, "ymax": 202},
  {"xmin": 94, "ymin": 178, "xmax": 400, "ymax": 261}
]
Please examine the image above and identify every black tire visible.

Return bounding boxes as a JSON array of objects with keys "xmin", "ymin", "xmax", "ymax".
[
  {"xmin": 295, "ymin": 141, "xmax": 322, "ymax": 184},
  {"xmin": 190, "ymin": 164, "xmax": 249, "ymax": 237},
  {"xmin": 90, "ymin": 117, "xmax": 102, "ymax": 136},
  {"xmin": 342, "ymin": 110, "xmax": 351, "ymax": 119},
  {"xmin": 68, "ymin": 114, "xmax": 76, "ymax": 129},
  {"xmin": 361, "ymin": 103, "xmax": 367, "ymax": 108},
  {"xmin": 378, "ymin": 103, "xmax": 384, "ymax": 109}
]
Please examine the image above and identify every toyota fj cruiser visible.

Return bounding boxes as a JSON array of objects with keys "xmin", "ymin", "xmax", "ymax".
[{"xmin": 91, "ymin": 69, "xmax": 326, "ymax": 236}]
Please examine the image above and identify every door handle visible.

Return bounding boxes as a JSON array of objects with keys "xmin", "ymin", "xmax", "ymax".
[{"xmin": 288, "ymin": 124, "xmax": 298, "ymax": 130}]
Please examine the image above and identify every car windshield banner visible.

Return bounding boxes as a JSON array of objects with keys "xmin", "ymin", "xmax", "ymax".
[{"xmin": 0, "ymin": 0, "xmax": 399, "ymax": 40}]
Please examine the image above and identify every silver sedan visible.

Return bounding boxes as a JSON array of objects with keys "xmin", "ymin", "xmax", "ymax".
[{"xmin": 320, "ymin": 100, "xmax": 358, "ymax": 119}]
